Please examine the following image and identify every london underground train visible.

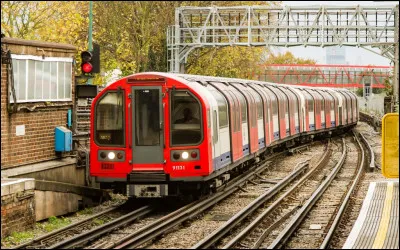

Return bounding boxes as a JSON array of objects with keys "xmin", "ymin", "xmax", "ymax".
[{"xmin": 90, "ymin": 72, "xmax": 358, "ymax": 198}]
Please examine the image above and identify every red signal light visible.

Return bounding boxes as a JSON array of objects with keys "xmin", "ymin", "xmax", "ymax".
[
  {"xmin": 191, "ymin": 151, "xmax": 198, "ymax": 158},
  {"xmin": 82, "ymin": 62, "xmax": 93, "ymax": 73}
]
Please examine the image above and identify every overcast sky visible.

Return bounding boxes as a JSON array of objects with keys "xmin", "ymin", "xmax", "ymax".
[{"xmin": 278, "ymin": 1, "xmax": 398, "ymax": 66}]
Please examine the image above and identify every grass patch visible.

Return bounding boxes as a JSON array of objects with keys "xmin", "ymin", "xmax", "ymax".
[
  {"xmin": 1, "ymin": 216, "xmax": 71, "ymax": 247},
  {"xmin": 93, "ymin": 218, "xmax": 105, "ymax": 226},
  {"xmin": 37, "ymin": 216, "xmax": 71, "ymax": 232},
  {"xmin": 2, "ymin": 231, "xmax": 35, "ymax": 246},
  {"xmin": 77, "ymin": 207, "xmax": 93, "ymax": 215}
]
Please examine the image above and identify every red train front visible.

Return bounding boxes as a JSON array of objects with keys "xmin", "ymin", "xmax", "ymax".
[{"xmin": 90, "ymin": 73, "xmax": 212, "ymax": 197}]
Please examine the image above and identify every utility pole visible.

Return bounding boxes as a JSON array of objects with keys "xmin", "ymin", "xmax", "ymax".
[
  {"xmin": 87, "ymin": 1, "xmax": 93, "ymax": 85},
  {"xmin": 394, "ymin": 4, "xmax": 399, "ymax": 112}
]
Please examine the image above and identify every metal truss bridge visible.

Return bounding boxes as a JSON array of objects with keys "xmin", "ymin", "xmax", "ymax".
[
  {"xmin": 257, "ymin": 64, "xmax": 393, "ymax": 89},
  {"xmin": 167, "ymin": 4, "xmax": 397, "ymax": 72},
  {"xmin": 166, "ymin": 4, "xmax": 398, "ymax": 105}
]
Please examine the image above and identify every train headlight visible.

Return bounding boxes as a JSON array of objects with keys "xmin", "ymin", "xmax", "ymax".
[
  {"xmin": 173, "ymin": 152, "xmax": 180, "ymax": 160},
  {"xmin": 108, "ymin": 152, "xmax": 116, "ymax": 160},
  {"xmin": 181, "ymin": 151, "xmax": 189, "ymax": 159}
]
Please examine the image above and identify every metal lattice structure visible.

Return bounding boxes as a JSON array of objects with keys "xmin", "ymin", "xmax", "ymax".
[
  {"xmin": 258, "ymin": 64, "xmax": 393, "ymax": 89},
  {"xmin": 167, "ymin": 5, "xmax": 398, "ymax": 72},
  {"xmin": 166, "ymin": 4, "xmax": 399, "ymax": 106}
]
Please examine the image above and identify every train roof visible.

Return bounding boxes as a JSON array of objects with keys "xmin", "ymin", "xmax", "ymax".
[{"xmin": 120, "ymin": 72, "xmax": 351, "ymax": 93}]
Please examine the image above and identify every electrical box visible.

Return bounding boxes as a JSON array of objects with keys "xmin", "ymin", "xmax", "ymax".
[{"xmin": 55, "ymin": 126, "xmax": 72, "ymax": 152}]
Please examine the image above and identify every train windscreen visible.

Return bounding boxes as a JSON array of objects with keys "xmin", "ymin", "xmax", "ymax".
[
  {"xmin": 170, "ymin": 91, "xmax": 202, "ymax": 145},
  {"xmin": 94, "ymin": 91, "xmax": 125, "ymax": 146}
]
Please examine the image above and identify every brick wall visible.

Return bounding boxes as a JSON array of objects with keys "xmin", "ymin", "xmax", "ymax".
[
  {"xmin": 1, "ymin": 179, "xmax": 35, "ymax": 238},
  {"xmin": 1, "ymin": 38, "xmax": 76, "ymax": 169}
]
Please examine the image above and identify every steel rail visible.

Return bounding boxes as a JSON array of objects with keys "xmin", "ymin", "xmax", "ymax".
[
  {"xmin": 12, "ymin": 205, "xmax": 123, "ymax": 249},
  {"xmin": 112, "ymin": 152, "xmax": 284, "ymax": 249},
  {"xmin": 191, "ymin": 160, "xmax": 310, "ymax": 249},
  {"xmin": 359, "ymin": 132, "xmax": 375, "ymax": 172},
  {"xmin": 268, "ymin": 137, "xmax": 347, "ymax": 249},
  {"xmin": 48, "ymin": 205, "xmax": 154, "ymax": 249},
  {"xmin": 222, "ymin": 140, "xmax": 332, "ymax": 249},
  {"xmin": 319, "ymin": 131, "xmax": 365, "ymax": 249}
]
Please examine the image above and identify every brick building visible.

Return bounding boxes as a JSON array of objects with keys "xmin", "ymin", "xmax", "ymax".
[
  {"xmin": 0, "ymin": 37, "xmax": 91, "ymax": 237},
  {"xmin": 1, "ymin": 37, "xmax": 76, "ymax": 169}
]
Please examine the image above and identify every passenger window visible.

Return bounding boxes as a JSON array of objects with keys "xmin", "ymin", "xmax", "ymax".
[
  {"xmin": 303, "ymin": 90, "xmax": 314, "ymax": 112},
  {"xmin": 257, "ymin": 99, "xmax": 263, "ymax": 119},
  {"xmin": 208, "ymin": 86, "xmax": 228, "ymax": 128},
  {"xmin": 207, "ymin": 109, "xmax": 211, "ymax": 128},
  {"xmin": 320, "ymin": 93, "xmax": 325, "ymax": 111},
  {"xmin": 231, "ymin": 92, "xmax": 241, "ymax": 132},
  {"xmin": 226, "ymin": 90, "xmax": 239, "ymax": 132},
  {"xmin": 250, "ymin": 95, "xmax": 257, "ymax": 125},
  {"xmin": 237, "ymin": 92, "xmax": 247, "ymax": 123},
  {"xmin": 265, "ymin": 87, "xmax": 278, "ymax": 116},
  {"xmin": 213, "ymin": 110, "xmax": 218, "ymax": 144},
  {"xmin": 171, "ymin": 91, "xmax": 202, "ymax": 145}
]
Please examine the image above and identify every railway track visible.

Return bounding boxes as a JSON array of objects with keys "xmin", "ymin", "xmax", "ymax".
[
  {"xmin": 327, "ymin": 128, "xmax": 376, "ymax": 248},
  {"xmin": 183, "ymin": 131, "xmax": 367, "ymax": 249},
  {"xmin": 13, "ymin": 202, "xmax": 155, "ymax": 249},
  {"xmin": 191, "ymin": 140, "xmax": 333, "ymax": 249},
  {"xmin": 104, "ymin": 141, "xmax": 324, "ymax": 249},
  {"xmin": 11, "ymin": 140, "xmax": 331, "ymax": 249},
  {"xmin": 13, "ymin": 204, "xmax": 124, "ymax": 249},
  {"xmin": 269, "ymin": 134, "xmax": 361, "ymax": 249},
  {"xmin": 200, "ymin": 131, "xmax": 364, "ymax": 249},
  {"xmin": 105, "ymin": 145, "xmax": 312, "ymax": 249}
]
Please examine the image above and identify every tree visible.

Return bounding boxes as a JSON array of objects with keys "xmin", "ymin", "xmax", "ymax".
[
  {"xmin": 3, "ymin": 1, "xmax": 320, "ymax": 85},
  {"xmin": 261, "ymin": 51, "xmax": 316, "ymax": 65},
  {"xmin": 184, "ymin": 1, "xmax": 281, "ymax": 79},
  {"xmin": 383, "ymin": 75, "xmax": 393, "ymax": 96},
  {"xmin": 1, "ymin": 2, "xmax": 63, "ymax": 39}
]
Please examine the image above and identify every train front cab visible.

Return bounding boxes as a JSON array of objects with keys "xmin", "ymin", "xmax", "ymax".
[{"xmin": 91, "ymin": 74, "xmax": 213, "ymax": 197}]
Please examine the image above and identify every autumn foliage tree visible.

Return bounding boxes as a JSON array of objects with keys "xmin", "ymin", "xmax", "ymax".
[{"xmin": 2, "ymin": 1, "xmax": 316, "ymax": 84}]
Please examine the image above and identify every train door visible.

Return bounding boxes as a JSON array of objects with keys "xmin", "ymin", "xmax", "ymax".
[
  {"xmin": 315, "ymin": 91, "xmax": 326, "ymax": 129},
  {"xmin": 210, "ymin": 82, "xmax": 242, "ymax": 162},
  {"xmin": 346, "ymin": 91, "xmax": 357, "ymax": 123},
  {"xmin": 252, "ymin": 89, "xmax": 265, "ymax": 149},
  {"xmin": 320, "ymin": 91, "xmax": 331, "ymax": 129},
  {"xmin": 303, "ymin": 90, "xmax": 315, "ymax": 131},
  {"xmin": 338, "ymin": 91, "xmax": 349, "ymax": 125},
  {"xmin": 288, "ymin": 87, "xmax": 303, "ymax": 134},
  {"xmin": 309, "ymin": 90, "xmax": 321, "ymax": 130},
  {"xmin": 264, "ymin": 86, "xmax": 279, "ymax": 141},
  {"xmin": 232, "ymin": 89, "xmax": 250, "ymax": 156},
  {"xmin": 226, "ymin": 90, "xmax": 243, "ymax": 160},
  {"xmin": 250, "ymin": 84, "xmax": 270, "ymax": 147},
  {"xmin": 207, "ymin": 85, "xmax": 231, "ymax": 170},
  {"xmin": 271, "ymin": 86, "xmax": 289, "ymax": 138},
  {"xmin": 283, "ymin": 87, "xmax": 297, "ymax": 135},
  {"xmin": 131, "ymin": 86, "xmax": 164, "ymax": 165},
  {"xmin": 326, "ymin": 91, "xmax": 338, "ymax": 127}
]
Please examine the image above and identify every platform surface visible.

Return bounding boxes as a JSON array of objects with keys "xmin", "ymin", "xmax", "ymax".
[{"xmin": 343, "ymin": 181, "xmax": 399, "ymax": 249}]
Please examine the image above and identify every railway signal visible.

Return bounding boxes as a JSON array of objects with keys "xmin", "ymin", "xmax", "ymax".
[
  {"xmin": 80, "ymin": 43, "xmax": 100, "ymax": 75},
  {"xmin": 81, "ymin": 50, "xmax": 93, "ymax": 75}
]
